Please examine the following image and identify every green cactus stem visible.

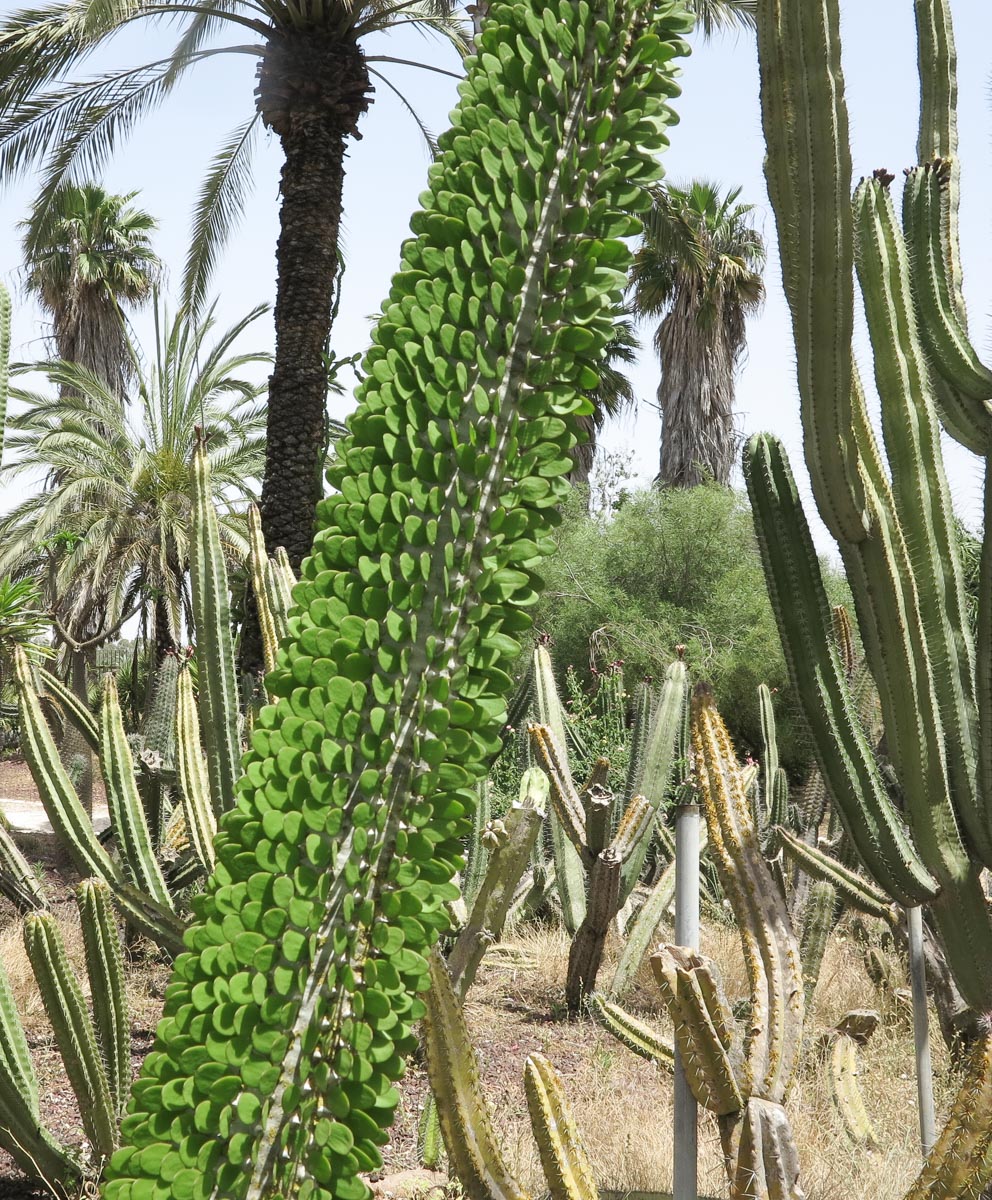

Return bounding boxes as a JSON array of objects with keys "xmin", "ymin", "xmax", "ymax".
[
  {"xmin": 14, "ymin": 647, "xmax": 185, "ymax": 953},
  {"xmin": 533, "ymin": 646, "xmax": 587, "ymax": 932},
  {"xmin": 0, "ymin": 813, "xmax": 46, "ymax": 912},
  {"xmin": 447, "ymin": 767, "xmax": 548, "ymax": 995},
  {"xmin": 652, "ymin": 946, "xmax": 743, "ymax": 1117},
  {"xmin": 588, "ymin": 992, "xmax": 674, "ymax": 1069},
  {"xmin": 174, "ymin": 664, "xmax": 218, "ymax": 871},
  {"xmin": 189, "ymin": 440, "xmax": 241, "ymax": 817},
  {"xmin": 903, "ymin": 1033, "xmax": 992, "ymax": 1200},
  {"xmin": 102, "ymin": 3, "xmax": 692, "ymax": 1197},
  {"xmin": 422, "ymin": 952, "xmax": 528, "ymax": 1200},
  {"xmin": 797, "ymin": 881, "xmax": 839, "ymax": 1010},
  {"xmin": 524, "ymin": 1053, "xmax": 597, "ymax": 1200},
  {"xmin": 38, "ymin": 666, "xmax": 100, "ymax": 755},
  {"xmin": 743, "ymin": 435, "xmax": 939, "ymax": 907},
  {"xmin": 25, "ymin": 911, "xmax": 118, "ymax": 1159},
  {"xmin": 691, "ymin": 685, "xmax": 804, "ymax": 1104},
  {"xmin": 619, "ymin": 660, "xmax": 687, "ymax": 892},
  {"xmin": 248, "ymin": 504, "xmax": 281, "ymax": 680},
  {"xmin": 99, "ymin": 675, "xmax": 174, "ymax": 911},
  {"xmin": 77, "ymin": 879, "xmax": 131, "ymax": 1118},
  {"xmin": 776, "ymin": 826, "xmax": 896, "ymax": 926},
  {"xmin": 821, "ymin": 1030, "xmax": 878, "ymax": 1148},
  {"xmin": 462, "ymin": 778, "xmax": 493, "ymax": 913},
  {"xmin": 724, "ymin": 1097, "xmax": 805, "ymax": 1200},
  {"xmin": 0, "ymin": 951, "xmax": 77, "ymax": 1191}
]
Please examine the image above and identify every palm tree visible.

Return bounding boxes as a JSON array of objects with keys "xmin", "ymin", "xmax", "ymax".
[
  {"xmin": 0, "ymin": 0, "xmax": 465, "ymax": 570},
  {"xmin": 0, "ymin": 300, "xmax": 269, "ymax": 660},
  {"xmin": 685, "ymin": 0, "xmax": 756, "ymax": 33},
  {"xmin": 20, "ymin": 183, "xmax": 159, "ymax": 401},
  {"xmin": 628, "ymin": 180, "xmax": 765, "ymax": 489}
]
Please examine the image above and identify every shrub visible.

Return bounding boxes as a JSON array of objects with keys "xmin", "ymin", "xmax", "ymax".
[{"xmin": 533, "ymin": 482, "xmax": 849, "ymax": 777}]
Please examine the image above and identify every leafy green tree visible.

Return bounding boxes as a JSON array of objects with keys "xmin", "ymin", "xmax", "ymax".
[
  {"xmin": 533, "ymin": 483, "xmax": 850, "ymax": 776},
  {"xmin": 0, "ymin": 0, "xmax": 465, "ymax": 570},
  {"xmin": 0, "ymin": 301, "xmax": 269, "ymax": 660},
  {"xmin": 629, "ymin": 180, "xmax": 765, "ymax": 487},
  {"xmin": 20, "ymin": 183, "xmax": 159, "ymax": 401}
]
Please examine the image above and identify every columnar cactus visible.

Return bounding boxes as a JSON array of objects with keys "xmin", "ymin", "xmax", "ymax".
[
  {"xmin": 423, "ymin": 950, "xmax": 601, "ymax": 1200},
  {"xmin": 529, "ymin": 657, "xmax": 687, "ymax": 1008},
  {"xmin": 750, "ymin": 0, "xmax": 992, "ymax": 1194},
  {"xmin": 655, "ymin": 685, "xmax": 805, "ymax": 1199},
  {"xmin": 101, "ymin": 4, "xmax": 692, "ymax": 1199}
]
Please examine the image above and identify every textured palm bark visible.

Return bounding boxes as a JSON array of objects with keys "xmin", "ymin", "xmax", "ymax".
[{"xmin": 256, "ymin": 33, "xmax": 373, "ymax": 570}]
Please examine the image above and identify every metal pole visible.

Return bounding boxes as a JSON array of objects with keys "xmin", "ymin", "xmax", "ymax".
[
  {"xmin": 673, "ymin": 803, "xmax": 700, "ymax": 1200},
  {"xmin": 907, "ymin": 905, "xmax": 936, "ymax": 1157}
]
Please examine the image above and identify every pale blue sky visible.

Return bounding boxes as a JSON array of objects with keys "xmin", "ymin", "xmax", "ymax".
[{"xmin": 0, "ymin": 1, "xmax": 990, "ymax": 550}]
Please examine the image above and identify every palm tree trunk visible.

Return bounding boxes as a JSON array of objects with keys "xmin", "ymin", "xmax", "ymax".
[{"xmin": 256, "ymin": 35, "xmax": 373, "ymax": 570}]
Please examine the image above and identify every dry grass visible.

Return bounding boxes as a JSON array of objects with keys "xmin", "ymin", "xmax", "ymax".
[{"xmin": 385, "ymin": 916, "xmax": 964, "ymax": 1200}]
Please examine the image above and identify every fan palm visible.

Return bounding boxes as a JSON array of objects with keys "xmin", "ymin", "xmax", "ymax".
[
  {"xmin": 0, "ymin": 0, "xmax": 466, "ymax": 571},
  {"xmin": 628, "ymin": 180, "xmax": 765, "ymax": 489},
  {"xmin": 20, "ymin": 183, "xmax": 159, "ymax": 401},
  {"xmin": 0, "ymin": 300, "xmax": 269, "ymax": 657}
]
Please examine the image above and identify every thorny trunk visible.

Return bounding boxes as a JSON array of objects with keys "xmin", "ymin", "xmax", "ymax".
[{"xmin": 255, "ymin": 32, "xmax": 373, "ymax": 573}]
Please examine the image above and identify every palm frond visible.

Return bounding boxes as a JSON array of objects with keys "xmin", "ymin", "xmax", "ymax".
[
  {"xmin": 684, "ymin": 0, "xmax": 756, "ymax": 36},
  {"xmin": 181, "ymin": 114, "xmax": 262, "ymax": 317}
]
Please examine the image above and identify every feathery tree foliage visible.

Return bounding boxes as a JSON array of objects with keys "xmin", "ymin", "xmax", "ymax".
[
  {"xmin": 0, "ymin": 301, "xmax": 269, "ymax": 658},
  {"xmin": 0, "ymin": 0, "xmax": 466, "ymax": 571},
  {"xmin": 629, "ymin": 180, "xmax": 765, "ymax": 488},
  {"xmin": 20, "ymin": 183, "xmax": 159, "ymax": 402}
]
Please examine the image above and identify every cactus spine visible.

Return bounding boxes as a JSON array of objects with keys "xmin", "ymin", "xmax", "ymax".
[{"xmin": 102, "ymin": 4, "xmax": 692, "ymax": 1197}]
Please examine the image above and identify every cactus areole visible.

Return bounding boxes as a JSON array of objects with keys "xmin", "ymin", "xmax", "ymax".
[{"xmin": 101, "ymin": 3, "xmax": 692, "ymax": 1199}]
